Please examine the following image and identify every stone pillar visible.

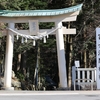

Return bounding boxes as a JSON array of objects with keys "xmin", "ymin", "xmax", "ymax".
[
  {"xmin": 3, "ymin": 23, "xmax": 14, "ymax": 90},
  {"xmin": 96, "ymin": 28, "xmax": 100, "ymax": 89},
  {"xmin": 55, "ymin": 21, "xmax": 67, "ymax": 88}
]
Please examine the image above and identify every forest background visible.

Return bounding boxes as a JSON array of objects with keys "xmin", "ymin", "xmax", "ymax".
[{"xmin": 0, "ymin": 0, "xmax": 100, "ymax": 90}]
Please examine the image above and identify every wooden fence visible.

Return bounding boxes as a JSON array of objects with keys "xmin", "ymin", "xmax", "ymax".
[{"xmin": 72, "ymin": 66, "xmax": 96, "ymax": 90}]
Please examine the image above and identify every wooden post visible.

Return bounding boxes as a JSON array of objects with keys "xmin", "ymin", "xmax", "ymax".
[
  {"xmin": 82, "ymin": 71, "xmax": 85, "ymax": 82},
  {"xmin": 3, "ymin": 23, "xmax": 14, "ymax": 90},
  {"xmin": 77, "ymin": 69, "xmax": 80, "ymax": 83},
  {"xmin": 55, "ymin": 21, "xmax": 67, "ymax": 88}
]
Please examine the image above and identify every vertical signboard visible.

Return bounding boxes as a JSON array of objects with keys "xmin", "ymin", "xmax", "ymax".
[
  {"xmin": 96, "ymin": 28, "xmax": 100, "ymax": 89},
  {"xmin": 29, "ymin": 20, "xmax": 39, "ymax": 35}
]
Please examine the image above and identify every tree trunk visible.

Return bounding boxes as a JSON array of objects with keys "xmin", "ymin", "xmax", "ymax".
[
  {"xmin": 67, "ymin": 34, "xmax": 73, "ymax": 88},
  {"xmin": 84, "ymin": 50, "xmax": 87, "ymax": 68},
  {"xmin": 20, "ymin": 50, "xmax": 27, "ymax": 77},
  {"xmin": 17, "ymin": 53, "xmax": 21, "ymax": 71},
  {"xmin": 66, "ymin": 22, "xmax": 73, "ymax": 88},
  {"xmin": 34, "ymin": 41, "xmax": 40, "ymax": 90},
  {"xmin": 72, "ymin": 0, "xmax": 75, "ymax": 5}
]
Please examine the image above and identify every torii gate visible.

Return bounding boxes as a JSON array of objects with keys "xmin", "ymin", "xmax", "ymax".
[{"xmin": 0, "ymin": 4, "xmax": 82, "ymax": 90}]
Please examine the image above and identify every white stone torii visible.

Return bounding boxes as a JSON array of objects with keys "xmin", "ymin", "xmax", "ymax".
[{"xmin": 0, "ymin": 4, "xmax": 82, "ymax": 90}]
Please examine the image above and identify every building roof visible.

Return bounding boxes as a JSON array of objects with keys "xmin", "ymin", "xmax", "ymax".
[{"xmin": 0, "ymin": 4, "xmax": 82, "ymax": 17}]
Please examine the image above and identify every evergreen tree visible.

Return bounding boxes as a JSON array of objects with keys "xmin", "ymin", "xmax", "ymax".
[{"xmin": 0, "ymin": 0, "xmax": 100, "ymax": 90}]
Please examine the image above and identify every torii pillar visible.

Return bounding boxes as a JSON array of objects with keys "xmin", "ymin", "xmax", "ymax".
[
  {"xmin": 56, "ymin": 21, "xmax": 67, "ymax": 88},
  {"xmin": 3, "ymin": 23, "xmax": 14, "ymax": 90}
]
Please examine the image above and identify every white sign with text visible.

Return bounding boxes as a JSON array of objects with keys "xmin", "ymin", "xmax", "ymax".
[{"xmin": 74, "ymin": 60, "xmax": 80, "ymax": 68}]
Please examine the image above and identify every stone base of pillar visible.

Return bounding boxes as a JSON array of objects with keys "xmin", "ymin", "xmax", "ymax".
[{"xmin": 1, "ymin": 87, "xmax": 14, "ymax": 90}]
